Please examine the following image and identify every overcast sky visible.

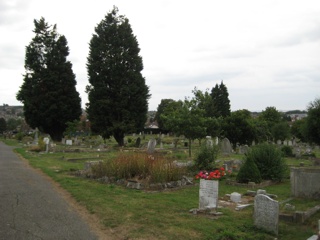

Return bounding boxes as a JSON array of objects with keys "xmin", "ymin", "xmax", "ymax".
[{"xmin": 1, "ymin": 0, "xmax": 319, "ymax": 112}]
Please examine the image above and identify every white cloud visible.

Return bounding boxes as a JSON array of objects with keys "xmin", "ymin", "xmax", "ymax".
[{"xmin": 0, "ymin": 0, "xmax": 319, "ymax": 112}]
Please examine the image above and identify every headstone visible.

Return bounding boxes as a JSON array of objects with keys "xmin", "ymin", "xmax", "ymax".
[
  {"xmin": 288, "ymin": 140, "xmax": 293, "ymax": 146},
  {"xmin": 283, "ymin": 140, "xmax": 288, "ymax": 145},
  {"xmin": 206, "ymin": 136, "xmax": 213, "ymax": 148},
  {"xmin": 239, "ymin": 145, "xmax": 249, "ymax": 154},
  {"xmin": 33, "ymin": 128, "xmax": 39, "ymax": 145},
  {"xmin": 43, "ymin": 137, "xmax": 50, "ymax": 153},
  {"xmin": 277, "ymin": 140, "xmax": 282, "ymax": 145},
  {"xmin": 61, "ymin": 138, "xmax": 66, "ymax": 144},
  {"xmin": 294, "ymin": 146, "xmax": 301, "ymax": 157},
  {"xmin": 254, "ymin": 194, "xmax": 279, "ymax": 235},
  {"xmin": 135, "ymin": 137, "xmax": 141, "ymax": 148},
  {"xmin": 214, "ymin": 137, "xmax": 219, "ymax": 145},
  {"xmin": 292, "ymin": 139, "xmax": 297, "ymax": 146},
  {"xmin": 220, "ymin": 138, "xmax": 232, "ymax": 154},
  {"xmin": 199, "ymin": 179, "xmax": 219, "ymax": 209},
  {"xmin": 147, "ymin": 138, "xmax": 157, "ymax": 154},
  {"xmin": 66, "ymin": 139, "xmax": 73, "ymax": 145}
]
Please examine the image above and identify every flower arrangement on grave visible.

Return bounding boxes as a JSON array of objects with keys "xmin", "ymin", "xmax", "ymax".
[{"xmin": 195, "ymin": 167, "xmax": 226, "ymax": 180}]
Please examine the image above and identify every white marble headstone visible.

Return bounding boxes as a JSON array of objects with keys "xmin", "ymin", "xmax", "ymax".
[{"xmin": 199, "ymin": 179, "xmax": 219, "ymax": 209}]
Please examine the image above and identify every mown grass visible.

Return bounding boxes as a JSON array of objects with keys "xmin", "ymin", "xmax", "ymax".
[{"xmin": 2, "ymin": 138, "xmax": 319, "ymax": 239}]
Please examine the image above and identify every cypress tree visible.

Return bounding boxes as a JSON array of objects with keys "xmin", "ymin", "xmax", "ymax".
[
  {"xmin": 210, "ymin": 81, "xmax": 231, "ymax": 118},
  {"xmin": 17, "ymin": 17, "xmax": 81, "ymax": 141},
  {"xmin": 86, "ymin": 6, "xmax": 150, "ymax": 146}
]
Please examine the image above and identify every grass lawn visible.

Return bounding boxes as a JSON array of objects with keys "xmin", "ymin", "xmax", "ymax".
[{"xmin": 3, "ymin": 139, "xmax": 320, "ymax": 240}]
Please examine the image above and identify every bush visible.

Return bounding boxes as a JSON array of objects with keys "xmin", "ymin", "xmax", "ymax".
[
  {"xmin": 236, "ymin": 156, "xmax": 262, "ymax": 183},
  {"xmin": 281, "ymin": 145, "xmax": 293, "ymax": 157},
  {"xmin": 194, "ymin": 144, "xmax": 219, "ymax": 171},
  {"xmin": 247, "ymin": 143, "xmax": 287, "ymax": 181}
]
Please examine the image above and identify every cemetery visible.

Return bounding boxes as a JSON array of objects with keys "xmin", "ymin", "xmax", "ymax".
[{"xmin": 2, "ymin": 133, "xmax": 320, "ymax": 240}]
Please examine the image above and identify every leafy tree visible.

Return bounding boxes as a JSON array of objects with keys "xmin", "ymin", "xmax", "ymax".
[
  {"xmin": 271, "ymin": 122, "xmax": 291, "ymax": 141},
  {"xmin": 17, "ymin": 17, "xmax": 81, "ymax": 141},
  {"xmin": 291, "ymin": 119, "xmax": 307, "ymax": 142},
  {"xmin": 258, "ymin": 106, "xmax": 282, "ymax": 124},
  {"xmin": 258, "ymin": 107, "xmax": 282, "ymax": 141},
  {"xmin": 210, "ymin": 81, "xmax": 231, "ymax": 118},
  {"xmin": 86, "ymin": 7, "xmax": 150, "ymax": 146},
  {"xmin": 155, "ymin": 99, "xmax": 181, "ymax": 130},
  {"xmin": 251, "ymin": 118, "xmax": 271, "ymax": 143},
  {"xmin": 305, "ymin": 98, "xmax": 320, "ymax": 144},
  {"xmin": 192, "ymin": 87, "xmax": 212, "ymax": 117},
  {"xmin": 222, "ymin": 109, "xmax": 255, "ymax": 148},
  {"xmin": 161, "ymin": 98, "xmax": 210, "ymax": 157},
  {"xmin": 6, "ymin": 118, "xmax": 22, "ymax": 131},
  {"xmin": 0, "ymin": 118, "xmax": 6, "ymax": 133}
]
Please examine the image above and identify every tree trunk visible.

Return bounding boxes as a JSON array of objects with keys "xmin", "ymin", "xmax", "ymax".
[{"xmin": 114, "ymin": 132, "xmax": 124, "ymax": 146}]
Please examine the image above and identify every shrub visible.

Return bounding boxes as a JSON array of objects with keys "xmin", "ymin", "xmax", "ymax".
[
  {"xmin": 194, "ymin": 144, "xmax": 219, "ymax": 171},
  {"xmin": 236, "ymin": 156, "xmax": 262, "ymax": 183},
  {"xmin": 281, "ymin": 145, "xmax": 293, "ymax": 157},
  {"xmin": 247, "ymin": 143, "xmax": 287, "ymax": 181},
  {"xmin": 15, "ymin": 132, "xmax": 24, "ymax": 141}
]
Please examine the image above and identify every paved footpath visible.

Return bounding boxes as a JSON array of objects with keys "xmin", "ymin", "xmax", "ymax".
[{"xmin": 0, "ymin": 141, "xmax": 99, "ymax": 240}]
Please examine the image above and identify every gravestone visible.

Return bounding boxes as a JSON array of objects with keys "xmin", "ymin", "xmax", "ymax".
[
  {"xmin": 239, "ymin": 145, "xmax": 249, "ymax": 154},
  {"xmin": 199, "ymin": 179, "xmax": 219, "ymax": 209},
  {"xmin": 43, "ymin": 137, "xmax": 50, "ymax": 153},
  {"xmin": 220, "ymin": 138, "xmax": 232, "ymax": 154},
  {"xmin": 33, "ymin": 128, "xmax": 39, "ymax": 145},
  {"xmin": 206, "ymin": 136, "xmax": 213, "ymax": 147},
  {"xmin": 66, "ymin": 139, "xmax": 73, "ymax": 145},
  {"xmin": 292, "ymin": 139, "xmax": 297, "ymax": 146},
  {"xmin": 254, "ymin": 194, "xmax": 279, "ymax": 235},
  {"xmin": 147, "ymin": 138, "xmax": 157, "ymax": 154},
  {"xmin": 288, "ymin": 140, "xmax": 293, "ymax": 146},
  {"xmin": 214, "ymin": 137, "xmax": 219, "ymax": 145},
  {"xmin": 283, "ymin": 140, "xmax": 288, "ymax": 145},
  {"xmin": 276, "ymin": 140, "xmax": 282, "ymax": 145},
  {"xmin": 135, "ymin": 137, "xmax": 141, "ymax": 148}
]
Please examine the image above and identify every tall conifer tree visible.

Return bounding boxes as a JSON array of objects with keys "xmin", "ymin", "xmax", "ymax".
[
  {"xmin": 17, "ymin": 17, "xmax": 81, "ymax": 141},
  {"xmin": 210, "ymin": 81, "xmax": 231, "ymax": 118},
  {"xmin": 86, "ymin": 7, "xmax": 150, "ymax": 146}
]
